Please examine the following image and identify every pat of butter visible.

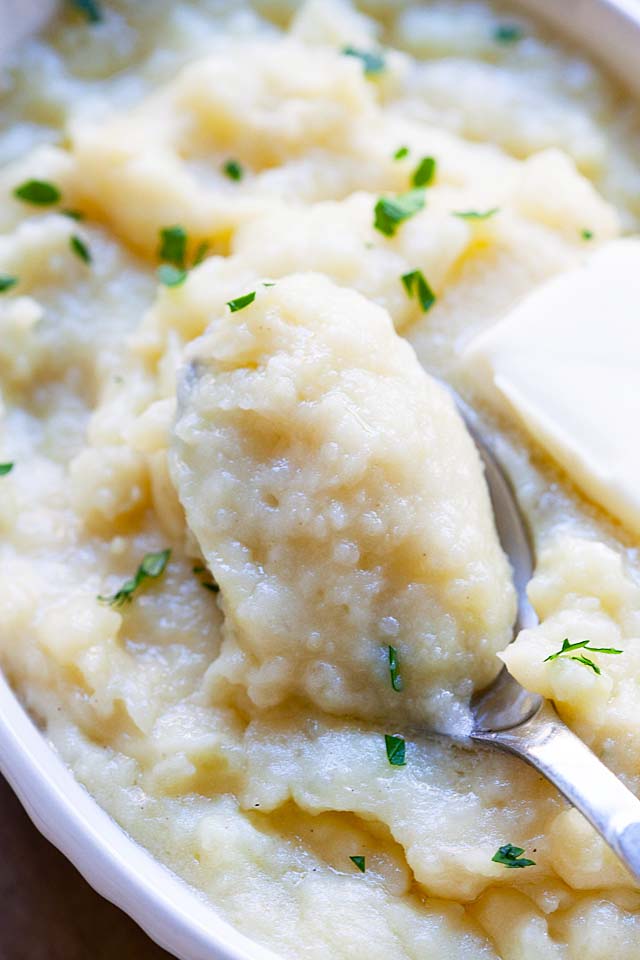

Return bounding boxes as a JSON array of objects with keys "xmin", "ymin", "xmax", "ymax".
[{"xmin": 462, "ymin": 238, "xmax": 640, "ymax": 536}]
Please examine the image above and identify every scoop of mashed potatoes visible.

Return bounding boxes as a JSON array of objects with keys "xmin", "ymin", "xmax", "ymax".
[{"xmin": 171, "ymin": 272, "xmax": 515, "ymax": 727}]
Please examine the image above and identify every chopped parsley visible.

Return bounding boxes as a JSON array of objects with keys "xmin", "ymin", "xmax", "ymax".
[
  {"xmin": 158, "ymin": 264, "xmax": 188, "ymax": 287},
  {"xmin": 14, "ymin": 179, "xmax": 61, "ymax": 206},
  {"xmin": 401, "ymin": 269, "xmax": 436, "ymax": 312},
  {"xmin": 581, "ymin": 228, "xmax": 594, "ymax": 241},
  {"xmin": 193, "ymin": 241, "xmax": 210, "ymax": 266},
  {"xmin": 384, "ymin": 734, "xmax": 406, "ymax": 766},
  {"xmin": 98, "ymin": 549, "xmax": 171, "ymax": 608},
  {"xmin": 157, "ymin": 226, "xmax": 209, "ymax": 285},
  {"xmin": 159, "ymin": 225, "xmax": 187, "ymax": 269},
  {"xmin": 374, "ymin": 189, "xmax": 425, "ymax": 237},
  {"xmin": 388, "ymin": 645, "xmax": 403, "ymax": 692},
  {"xmin": 223, "ymin": 159, "xmax": 244, "ymax": 181},
  {"xmin": 342, "ymin": 46, "xmax": 385, "ymax": 76},
  {"xmin": 453, "ymin": 208, "xmax": 499, "ymax": 221},
  {"xmin": 492, "ymin": 843, "xmax": 535, "ymax": 868},
  {"xmin": 350, "ymin": 856, "xmax": 366, "ymax": 873},
  {"xmin": 0, "ymin": 463, "xmax": 14, "ymax": 476},
  {"xmin": 412, "ymin": 156, "xmax": 436, "ymax": 188},
  {"xmin": 544, "ymin": 637, "xmax": 622, "ymax": 675},
  {"xmin": 62, "ymin": 208, "xmax": 85, "ymax": 221},
  {"xmin": 0, "ymin": 275, "xmax": 17, "ymax": 293},
  {"xmin": 393, "ymin": 146, "xmax": 409, "ymax": 161},
  {"xmin": 70, "ymin": 234, "xmax": 91, "ymax": 264},
  {"xmin": 227, "ymin": 291, "xmax": 256, "ymax": 312},
  {"xmin": 494, "ymin": 23, "xmax": 523, "ymax": 44},
  {"xmin": 70, "ymin": 0, "xmax": 103, "ymax": 22}
]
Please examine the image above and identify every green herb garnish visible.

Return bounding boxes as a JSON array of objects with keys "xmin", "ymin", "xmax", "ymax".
[
  {"xmin": 193, "ymin": 241, "xmax": 209, "ymax": 266},
  {"xmin": 70, "ymin": 235, "xmax": 91, "ymax": 264},
  {"xmin": 70, "ymin": 0, "xmax": 103, "ymax": 22},
  {"xmin": 388, "ymin": 645, "xmax": 403, "ymax": 692},
  {"xmin": 349, "ymin": 856, "xmax": 366, "ymax": 873},
  {"xmin": 223, "ymin": 160, "xmax": 244, "ymax": 181},
  {"xmin": 159, "ymin": 225, "xmax": 187, "ymax": 269},
  {"xmin": 453, "ymin": 208, "xmax": 499, "ymax": 221},
  {"xmin": 227, "ymin": 291, "xmax": 256, "ymax": 312},
  {"xmin": 494, "ymin": 24, "xmax": 523, "ymax": 44},
  {"xmin": 393, "ymin": 146, "xmax": 409, "ymax": 161},
  {"xmin": 158, "ymin": 264, "xmax": 188, "ymax": 287},
  {"xmin": 0, "ymin": 463, "xmax": 14, "ymax": 476},
  {"xmin": 412, "ymin": 156, "xmax": 436, "ymax": 188},
  {"xmin": 98, "ymin": 549, "xmax": 171, "ymax": 607},
  {"xmin": 401, "ymin": 269, "xmax": 436, "ymax": 312},
  {"xmin": 157, "ymin": 226, "xmax": 208, "ymax": 283},
  {"xmin": 374, "ymin": 189, "xmax": 425, "ymax": 237},
  {"xmin": 14, "ymin": 179, "xmax": 61, "ymax": 206},
  {"xmin": 384, "ymin": 734, "xmax": 406, "ymax": 766},
  {"xmin": 0, "ymin": 275, "xmax": 17, "ymax": 293},
  {"xmin": 544, "ymin": 637, "xmax": 622, "ymax": 675},
  {"xmin": 492, "ymin": 843, "xmax": 535, "ymax": 868},
  {"xmin": 581, "ymin": 229, "xmax": 594, "ymax": 241},
  {"xmin": 342, "ymin": 46, "xmax": 385, "ymax": 76},
  {"xmin": 62, "ymin": 209, "xmax": 85, "ymax": 221}
]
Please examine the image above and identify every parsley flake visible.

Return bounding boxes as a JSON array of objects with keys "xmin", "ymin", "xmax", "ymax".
[
  {"xmin": 581, "ymin": 228, "xmax": 594, "ymax": 241},
  {"xmin": 385, "ymin": 734, "xmax": 406, "ymax": 766},
  {"xmin": 223, "ymin": 159, "xmax": 244, "ymax": 181},
  {"xmin": 98, "ymin": 549, "xmax": 171, "ymax": 608},
  {"xmin": 14, "ymin": 179, "xmax": 61, "ymax": 206},
  {"xmin": 374, "ymin": 189, "xmax": 425, "ymax": 237},
  {"xmin": 70, "ymin": 0, "xmax": 103, "ymax": 22},
  {"xmin": 401, "ymin": 269, "xmax": 436, "ymax": 312},
  {"xmin": 412, "ymin": 156, "xmax": 436, "ymax": 188},
  {"xmin": 193, "ymin": 241, "xmax": 209, "ymax": 266},
  {"xmin": 227, "ymin": 291, "xmax": 256, "ymax": 312},
  {"xmin": 158, "ymin": 264, "xmax": 188, "ymax": 287},
  {"xmin": 388, "ymin": 645, "xmax": 403, "ymax": 692},
  {"xmin": 62, "ymin": 209, "xmax": 85, "ymax": 221},
  {"xmin": 0, "ymin": 275, "xmax": 18, "ymax": 293},
  {"xmin": 159, "ymin": 225, "xmax": 187, "ymax": 269},
  {"xmin": 494, "ymin": 24, "xmax": 523, "ymax": 44},
  {"xmin": 544, "ymin": 637, "xmax": 622, "ymax": 675},
  {"xmin": 492, "ymin": 843, "xmax": 535, "ymax": 868},
  {"xmin": 0, "ymin": 463, "xmax": 14, "ymax": 476},
  {"xmin": 393, "ymin": 146, "xmax": 409, "ymax": 161},
  {"xmin": 70, "ymin": 235, "xmax": 91, "ymax": 264},
  {"xmin": 350, "ymin": 856, "xmax": 366, "ymax": 873},
  {"xmin": 342, "ymin": 46, "xmax": 385, "ymax": 76},
  {"xmin": 453, "ymin": 208, "xmax": 499, "ymax": 221}
]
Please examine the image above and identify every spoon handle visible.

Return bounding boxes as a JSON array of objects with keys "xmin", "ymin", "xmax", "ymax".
[{"xmin": 473, "ymin": 701, "xmax": 640, "ymax": 882}]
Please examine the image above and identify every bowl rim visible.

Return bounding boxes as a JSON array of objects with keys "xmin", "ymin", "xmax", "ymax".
[{"xmin": 2, "ymin": 1, "xmax": 640, "ymax": 958}]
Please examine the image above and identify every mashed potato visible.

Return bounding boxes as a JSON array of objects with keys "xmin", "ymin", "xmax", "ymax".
[
  {"xmin": 172, "ymin": 273, "xmax": 515, "ymax": 727},
  {"xmin": 1, "ymin": 2, "xmax": 640, "ymax": 958}
]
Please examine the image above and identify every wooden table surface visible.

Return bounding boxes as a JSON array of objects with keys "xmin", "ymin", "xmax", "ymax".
[{"xmin": 0, "ymin": 774, "xmax": 175, "ymax": 960}]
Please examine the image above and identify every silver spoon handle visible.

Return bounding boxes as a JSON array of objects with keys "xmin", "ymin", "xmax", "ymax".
[{"xmin": 473, "ymin": 701, "xmax": 640, "ymax": 882}]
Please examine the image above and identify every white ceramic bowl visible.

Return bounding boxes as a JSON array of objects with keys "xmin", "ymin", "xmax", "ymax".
[{"xmin": 1, "ymin": 3, "xmax": 640, "ymax": 958}]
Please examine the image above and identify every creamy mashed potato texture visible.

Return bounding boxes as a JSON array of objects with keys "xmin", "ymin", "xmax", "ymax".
[{"xmin": 2, "ymin": 1, "xmax": 640, "ymax": 958}]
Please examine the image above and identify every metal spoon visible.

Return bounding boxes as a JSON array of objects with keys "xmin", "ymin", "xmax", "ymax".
[{"xmin": 454, "ymin": 390, "xmax": 640, "ymax": 883}]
